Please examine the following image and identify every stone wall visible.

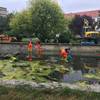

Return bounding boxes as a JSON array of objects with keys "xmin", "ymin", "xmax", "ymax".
[
  {"xmin": 0, "ymin": 80, "xmax": 100, "ymax": 93},
  {"xmin": 0, "ymin": 43, "xmax": 100, "ymax": 56}
]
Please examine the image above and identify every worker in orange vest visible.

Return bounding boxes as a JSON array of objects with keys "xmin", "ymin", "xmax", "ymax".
[
  {"xmin": 35, "ymin": 41, "xmax": 43, "ymax": 57},
  {"xmin": 60, "ymin": 48, "xmax": 68, "ymax": 62},
  {"xmin": 27, "ymin": 40, "xmax": 33, "ymax": 61}
]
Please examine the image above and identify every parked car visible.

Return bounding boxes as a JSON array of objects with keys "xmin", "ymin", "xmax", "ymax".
[{"xmin": 80, "ymin": 41, "xmax": 95, "ymax": 46}]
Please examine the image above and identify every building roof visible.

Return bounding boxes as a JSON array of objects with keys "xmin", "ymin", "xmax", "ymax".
[
  {"xmin": 0, "ymin": 7, "xmax": 7, "ymax": 17},
  {"xmin": 0, "ymin": 7, "xmax": 7, "ymax": 11},
  {"xmin": 64, "ymin": 10, "xmax": 100, "ymax": 18}
]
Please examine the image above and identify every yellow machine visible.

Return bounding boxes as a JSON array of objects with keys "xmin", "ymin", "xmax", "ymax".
[
  {"xmin": 80, "ymin": 18, "xmax": 100, "ymax": 45},
  {"xmin": 85, "ymin": 31, "xmax": 100, "ymax": 38}
]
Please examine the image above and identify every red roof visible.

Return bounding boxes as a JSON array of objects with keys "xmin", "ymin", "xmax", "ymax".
[{"xmin": 64, "ymin": 10, "xmax": 100, "ymax": 18}]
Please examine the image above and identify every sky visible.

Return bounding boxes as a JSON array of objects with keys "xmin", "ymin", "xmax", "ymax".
[{"xmin": 0, "ymin": 0, "xmax": 100, "ymax": 13}]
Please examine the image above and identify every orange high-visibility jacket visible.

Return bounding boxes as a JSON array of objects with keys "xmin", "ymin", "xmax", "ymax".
[
  {"xmin": 60, "ymin": 48, "xmax": 68, "ymax": 58},
  {"xmin": 28, "ymin": 41, "xmax": 32, "ymax": 51}
]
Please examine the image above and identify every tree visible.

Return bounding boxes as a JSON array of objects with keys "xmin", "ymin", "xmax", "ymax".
[
  {"xmin": 0, "ymin": 16, "xmax": 7, "ymax": 33},
  {"xmin": 0, "ymin": 13, "xmax": 14, "ymax": 33},
  {"xmin": 69, "ymin": 15, "xmax": 83, "ymax": 36},
  {"xmin": 5, "ymin": 13, "xmax": 14, "ymax": 32},
  {"xmin": 29, "ymin": 0, "xmax": 66, "ymax": 42},
  {"xmin": 58, "ymin": 18, "xmax": 73, "ymax": 43},
  {"xmin": 10, "ymin": 10, "xmax": 32, "ymax": 37},
  {"xmin": 69, "ymin": 15, "xmax": 93, "ymax": 36},
  {"xmin": 9, "ymin": 0, "xmax": 67, "ymax": 42},
  {"xmin": 58, "ymin": 29, "xmax": 72, "ymax": 43}
]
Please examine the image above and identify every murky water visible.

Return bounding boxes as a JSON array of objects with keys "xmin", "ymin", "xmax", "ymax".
[{"xmin": 72, "ymin": 55, "xmax": 100, "ymax": 68}]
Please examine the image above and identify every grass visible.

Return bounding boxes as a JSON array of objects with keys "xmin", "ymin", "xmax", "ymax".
[{"xmin": 0, "ymin": 85, "xmax": 100, "ymax": 100}]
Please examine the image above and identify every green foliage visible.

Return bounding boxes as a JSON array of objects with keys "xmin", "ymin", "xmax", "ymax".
[
  {"xmin": 22, "ymin": 37, "xmax": 39, "ymax": 43},
  {"xmin": 0, "ymin": 86, "xmax": 9, "ymax": 95},
  {"xmin": 9, "ymin": 0, "xmax": 66, "ymax": 41},
  {"xmin": 0, "ymin": 13, "xmax": 14, "ymax": 33},
  {"xmin": 0, "ymin": 86, "xmax": 100, "ymax": 100},
  {"xmin": 5, "ymin": 13, "xmax": 14, "ymax": 32},
  {"xmin": 57, "ymin": 18, "xmax": 74, "ymax": 43},
  {"xmin": 10, "ymin": 11, "xmax": 32, "ymax": 36},
  {"xmin": 29, "ymin": 0, "xmax": 66, "ymax": 42},
  {"xmin": 59, "ymin": 29, "xmax": 73, "ymax": 43},
  {"xmin": 0, "ymin": 16, "xmax": 7, "ymax": 32}
]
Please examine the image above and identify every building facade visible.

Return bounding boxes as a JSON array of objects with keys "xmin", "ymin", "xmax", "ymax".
[
  {"xmin": 64, "ymin": 10, "xmax": 100, "ymax": 18},
  {"xmin": 0, "ymin": 7, "xmax": 7, "ymax": 17}
]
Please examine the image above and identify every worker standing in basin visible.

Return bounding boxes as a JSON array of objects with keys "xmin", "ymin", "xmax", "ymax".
[
  {"xmin": 66, "ymin": 48, "xmax": 73, "ymax": 62},
  {"xmin": 60, "ymin": 48, "xmax": 73, "ymax": 63},
  {"xmin": 35, "ymin": 40, "xmax": 43, "ymax": 58},
  {"xmin": 27, "ymin": 40, "xmax": 33, "ymax": 61},
  {"xmin": 60, "ymin": 48, "xmax": 68, "ymax": 62}
]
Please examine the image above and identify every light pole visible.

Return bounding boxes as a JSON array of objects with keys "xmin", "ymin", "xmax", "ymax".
[{"xmin": 56, "ymin": 33, "xmax": 60, "ymax": 43}]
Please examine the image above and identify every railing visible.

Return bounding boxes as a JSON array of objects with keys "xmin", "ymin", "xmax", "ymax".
[{"xmin": 0, "ymin": 42, "xmax": 100, "ymax": 46}]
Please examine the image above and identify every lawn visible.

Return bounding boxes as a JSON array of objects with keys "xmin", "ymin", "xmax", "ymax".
[{"xmin": 0, "ymin": 85, "xmax": 100, "ymax": 100}]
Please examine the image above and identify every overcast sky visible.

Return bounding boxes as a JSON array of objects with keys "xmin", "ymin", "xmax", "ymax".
[{"xmin": 0, "ymin": 0, "xmax": 100, "ymax": 13}]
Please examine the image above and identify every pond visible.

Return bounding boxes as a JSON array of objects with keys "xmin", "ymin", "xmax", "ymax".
[
  {"xmin": 72, "ymin": 55, "xmax": 100, "ymax": 68},
  {"xmin": 0, "ymin": 60, "xmax": 69, "ymax": 82},
  {"xmin": 0, "ymin": 58, "xmax": 99, "ymax": 85}
]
